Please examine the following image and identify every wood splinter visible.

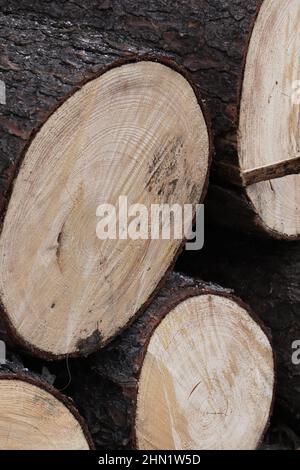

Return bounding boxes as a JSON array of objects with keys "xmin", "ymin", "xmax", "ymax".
[{"xmin": 242, "ymin": 156, "xmax": 300, "ymax": 187}]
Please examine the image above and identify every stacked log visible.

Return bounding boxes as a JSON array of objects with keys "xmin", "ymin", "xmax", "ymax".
[
  {"xmin": 0, "ymin": 54, "xmax": 211, "ymax": 358},
  {"xmin": 0, "ymin": 0, "xmax": 298, "ymax": 451},
  {"xmin": 178, "ymin": 230, "xmax": 300, "ymax": 427},
  {"xmin": 66, "ymin": 274, "xmax": 274, "ymax": 450},
  {"xmin": 2, "ymin": 0, "xmax": 299, "ymax": 240},
  {"xmin": 1, "ymin": 1, "xmax": 299, "ymax": 360},
  {"xmin": 0, "ymin": 362, "xmax": 93, "ymax": 450}
]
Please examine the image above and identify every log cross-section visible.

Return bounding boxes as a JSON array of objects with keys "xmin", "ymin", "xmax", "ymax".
[
  {"xmin": 69, "ymin": 274, "xmax": 275, "ymax": 450},
  {"xmin": 237, "ymin": 0, "xmax": 300, "ymax": 237},
  {"xmin": 0, "ymin": 59, "xmax": 210, "ymax": 359},
  {"xmin": 0, "ymin": 367, "xmax": 93, "ymax": 450}
]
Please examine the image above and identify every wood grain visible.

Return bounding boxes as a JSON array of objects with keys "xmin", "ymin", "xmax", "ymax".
[
  {"xmin": 136, "ymin": 294, "xmax": 274, "ymax": 450},
  {"xmin": 0, "ymin": 61, "xmax": 210, "ymax": 358},
  {"xmin": 239, "ymin": 0, "xmax": 300, "ymax": 237},
  {"xmin": 0, "ymin": 372, "xmax": 92, "ymax": 450},
  {"xmin": 66, "ymin": 274, "xmax": 275, "ymax": 450}
]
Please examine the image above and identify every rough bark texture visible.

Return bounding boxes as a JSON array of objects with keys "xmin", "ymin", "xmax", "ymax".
[
  {"xmin": 177, "ymin": 227, "xmax": 300, "ymax": 428},
  {"xmin": 0, "ymin": 0, "xmax": 264, "ymax": 227},
  {"xmin": 0, "ymin": 359, "xmax": 94, "ymax": 449},
  {"xmin": 47, "ymin": 273, "xmax": 272, "ymax": 450}
]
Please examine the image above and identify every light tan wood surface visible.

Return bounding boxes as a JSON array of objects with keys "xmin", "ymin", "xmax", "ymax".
[
  {"xmin": 0, "ymin": 61, "xmax": 209, "ymax": 357},
  {"xmin": 0, "ymin": 379, "xmax": 90, "ymax": 449},
  {"xmin": 136, "ymin": 294, "xmax": 274, "ymax": 450},
  {"xmin": 239, "ymin": 0, "xmax": 300, "ymax": 236}
]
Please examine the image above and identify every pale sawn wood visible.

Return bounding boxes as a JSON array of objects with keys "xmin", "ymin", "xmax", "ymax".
[
  {"xmin": 0, "ymin": 374, "xmax": 91, "ymax": 450},
  {"xmin": 0, "ymin": 61, "xmax": 210, "ymax": 358}
]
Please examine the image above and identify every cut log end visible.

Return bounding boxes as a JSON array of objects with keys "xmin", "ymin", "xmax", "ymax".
[
  {"xmin": 0, "ymin": 60, "xmax": 210, "ymax": 358},
  {"xmin": 136, "ymin": 293, "xmax": 274, "ymax": 450},
  {"xmin": 0, "ymin": 373, "xmax": 92, "ymax": 450},
  {"xmin": 239, "ymin": 0, "xmax": 300, "ymax": 238}
]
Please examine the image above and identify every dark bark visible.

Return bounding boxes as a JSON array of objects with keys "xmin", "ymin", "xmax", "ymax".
[
  {"xmin": 177, "ymin": 227, "xmax": 300, "ymax": 427},
  {"xmin": 50, "ymin": 273, "xmax": 272, "ymax": 450}
]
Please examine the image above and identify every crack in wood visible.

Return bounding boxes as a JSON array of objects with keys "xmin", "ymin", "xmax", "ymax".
[
  {"xmin": 56, "ymin": 222, "xmax": 65, "ymax": 273},
  {"xmin": 188, "ymin": 380, "xmax": 201, "ymax": 399}
]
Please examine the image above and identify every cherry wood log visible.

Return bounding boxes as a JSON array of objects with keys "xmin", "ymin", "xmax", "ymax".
[
  {"xmin": 0, "ymin": 5, "xmax": 212, "ymax": 359},
  {"xmin": 177, "ymin": 228, "xmax": 300, "ymax": 429},
  {"xmin": 62, "ymin": 274, "xmax": 275, "ymax": 450},
  {"xmin": 0, "ymin": 362, "xmax": 93, "ymax": 450}
]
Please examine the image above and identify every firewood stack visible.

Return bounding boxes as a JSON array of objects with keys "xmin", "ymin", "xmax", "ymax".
[{"xmin": 0, "ymin": 0, "xmax": 299, "ymax": 450}]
